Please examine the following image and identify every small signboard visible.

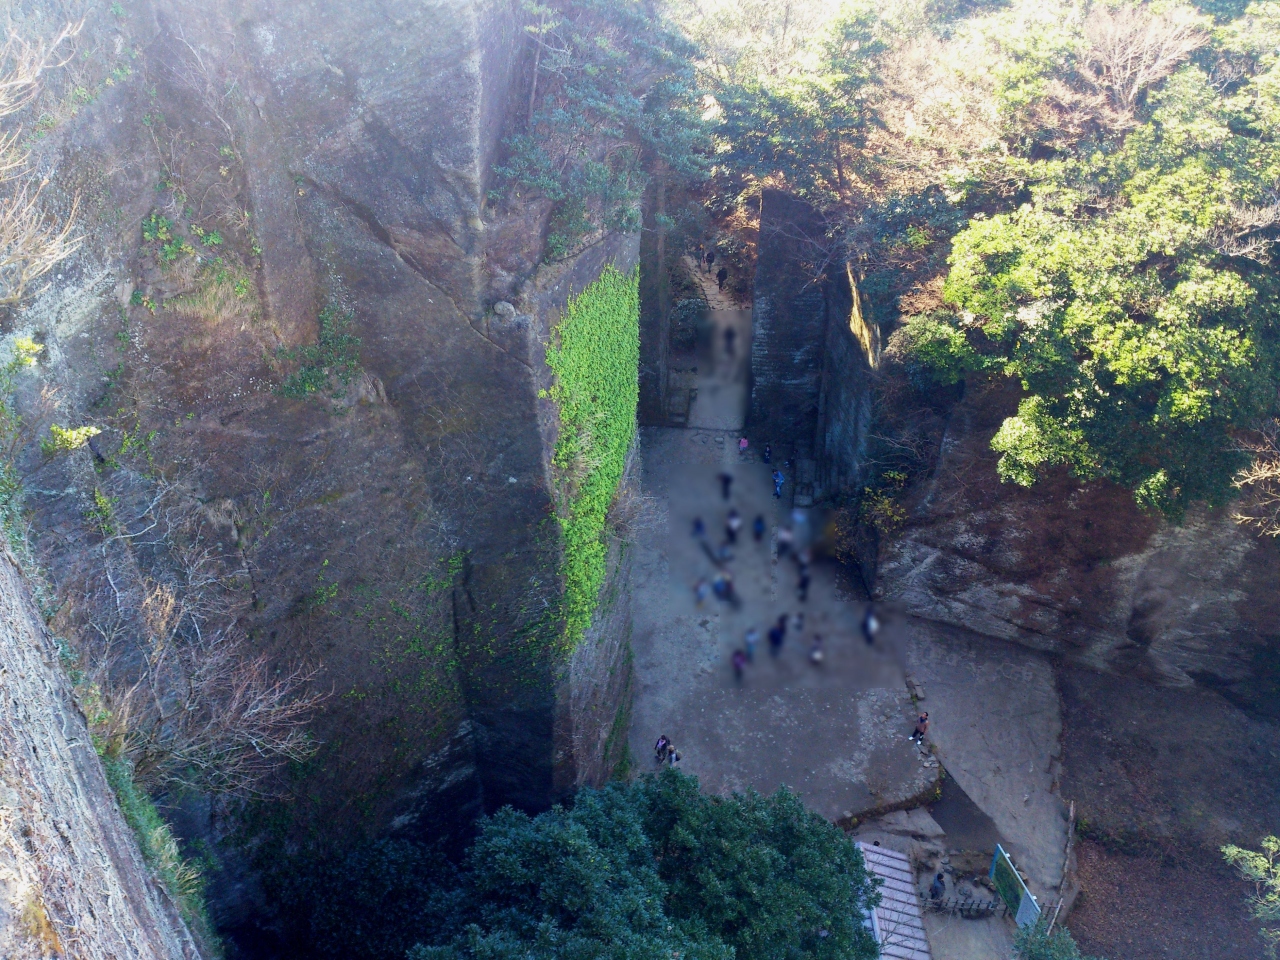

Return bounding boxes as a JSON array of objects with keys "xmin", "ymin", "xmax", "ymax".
[{"xmin": 990, "ymin": 844, "xmax": 1040, "ymax": 929}]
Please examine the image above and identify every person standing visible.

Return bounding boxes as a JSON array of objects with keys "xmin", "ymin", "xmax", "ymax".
[
  {"xmin": 654, "ymin": 735, "xmax": 671, "ymax": 764},
  {"xmin": 732, "ymin": 648, "xmax": 748, "ymax": 681},
  {"xmin": 929, "ymin": 873, "xmax": 946, "ymax": 901},
  {"xmin": 862, "ymin": 604, "xmax": 880, "ymax": 645},
  {"xmin": 772, "ymin": 469, "xmax": 785, "ymax": 499},
  {"xmin": 809, "ymin": 635, "xmax": 824, "ymax": 665},
  {"xmin": 776, "ymin": 525, "xmax": 794, "ymax": 559},
  {"xmin": 738, "ymin": 436, "xmax": 749, "ymax": 455},
  {"xmin": 768, "ymin": 621, "xmax": 785, "ymax": 657},
  {"xmin": 744, "ymin": 626, "xmax": 760, "ymax": 662},
  {"xmin": 909, "ymin": 712, "xmax": 930, "ymax": 744},
  {"xmin": 726, "ymin": 508, "xmax": 743, "ymax": 543},
  {"xmin": 763, "ymin": 443, "xmax": 772, "ymax": 464},
  {"xmin": 718, "ymin": 471, "xmax": 733, "ymax": 500}
]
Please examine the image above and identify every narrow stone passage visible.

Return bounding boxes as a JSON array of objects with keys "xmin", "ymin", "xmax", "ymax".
[{"xmin": 628, "ymin": 263, "xmax": 936, "ymax": 822}]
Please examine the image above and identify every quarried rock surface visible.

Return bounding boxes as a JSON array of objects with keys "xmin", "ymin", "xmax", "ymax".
[{"xmin": 0, "ymin": 547, "xmax": 199, "ymax": 959}]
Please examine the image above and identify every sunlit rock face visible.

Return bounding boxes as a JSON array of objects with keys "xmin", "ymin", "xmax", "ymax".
[{"xmin": 877, "ymin": 378, "xmax": 1280, "ymax": 696}]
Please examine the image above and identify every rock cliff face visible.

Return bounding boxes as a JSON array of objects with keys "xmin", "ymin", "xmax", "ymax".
[
  {"xmin": 746, "ymin": 193, "xmax": 1278, "ymax": 697},
  {"xmin": 0, "ymin": 547, "xmax": 199, "ymax": 958},
  {"xmin": 3, "ymin": 0, "xmax": 635, "ymax": 938},
  {"xmin": 877, "ymin": 379, "xmax": 1280, "ymax": 692},
  {"xmin": 748, "ymin": 190, "xmax": 829, "ymax": 452},
  {"xmin": 747, "ymin": 190, "xmax": 875, "ymax": 501}
]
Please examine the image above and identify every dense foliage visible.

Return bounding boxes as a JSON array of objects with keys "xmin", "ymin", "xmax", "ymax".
[
  {"xmin": 277, "ymin": 772, "xmax": 879, "ymax": 960},
  {"xmin": 406, "ymin": 770, "xmax": 880, "ymax": 960},
  {"xmin": 498, "ymin": 0, "xmax": 706, "ymax": 258},
  {"xmin": 688, "ymin": 0, "xmax": 1280, "ymax": 517},
  {"xmin": 1013, "ymin": 917, "xmax": 1105, "ymax": 960},
  {"xmin": 546, "ymin": 265, "xmax": 639, "ymax": 648},
  {"xmin": 1224, "ymin": 835, "xmax": 1280, "ymax": 957},
  {"xmin": 937, "ymin": 16, "xmax": 1280, "ymax": 514}
]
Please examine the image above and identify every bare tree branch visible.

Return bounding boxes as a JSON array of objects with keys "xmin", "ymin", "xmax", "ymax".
[
  {"xmin": 1082, "ymin": 5, "xmax": 1206, "ymax": 117},
  {"xmin": 0, "ymin": 21, "xmax": 81, "ymax": 119},
  {"xmin": 1234, "ymin": 420, "xmax": 1280, "ymax": 537},
  {"xmin": 0, "ymin": 21, "xmax": 84, "ymax": 304}
]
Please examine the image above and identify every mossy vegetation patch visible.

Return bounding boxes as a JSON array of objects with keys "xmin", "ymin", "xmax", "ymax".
[
  {"xmin": 276, "ymin": 305, "xmax": 363, "ymax": 400},
  {"xmin": 546, "ymin": 265, "xmax": 639, "ymax": 650}
]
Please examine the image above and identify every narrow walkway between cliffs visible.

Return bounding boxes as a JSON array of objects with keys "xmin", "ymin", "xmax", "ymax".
[
  {"xmin": 627, "ymin": 258, "xmax": 934, "ymax": 821},
  {"xmin": 627, "ymin": 255, "xmax": 1072, "ymax": 960}
]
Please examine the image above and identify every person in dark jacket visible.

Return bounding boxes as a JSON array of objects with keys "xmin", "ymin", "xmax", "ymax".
[{"xmin": 929, "ymin": 873, "xmax": 946, "ymax": 901}]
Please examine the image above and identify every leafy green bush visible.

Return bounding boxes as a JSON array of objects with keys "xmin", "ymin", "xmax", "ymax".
[
  {"xmin": 546, "ymin": 265, "xmax": 639, "ymax": 649},
  {"xmin": 41, "ymin": 423, "xmax": 100, "ymax": 455},
  {"xmin": 1224, "ymin": 836, "xmax": 1280, "ymax": 957},
  {"xmin": 407, "ymin": 770, "xmax": 880, "ymax": 960},
  {"xmin": 940, "ymin": 60, "xmax": 1280, "ymax": 517},
  {"xmin": 893, "ymin": 311, "xmax": 986, "ymax": 387},
  {"xmin": 0, "ymin": 338, "xmax": 41, "ymax": 545},
  {"xmin": 98, "ymin": 750, "xmax": 219, "ymax": 951},
  {"xmin": 1013, "ymin": 917, "xmax": 1104, "ymax": 960},
  {"xmin": 141, "ymin": 211, "xmax": 195, "ymax": 264},
  {"xmin": 277, "ymin": 305, "xmax": 363, "ymax": 400}
]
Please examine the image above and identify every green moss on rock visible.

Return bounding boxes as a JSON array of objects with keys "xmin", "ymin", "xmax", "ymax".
[{"xmin": 546, "ymin": 265, "xmax": 639, "ymax": 650}]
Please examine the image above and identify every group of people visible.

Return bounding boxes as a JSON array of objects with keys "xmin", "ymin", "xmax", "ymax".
[
  {"xmin": 653, "ymin": 734, "xmax": 682, "ymax": 767},
  {"xmin": 694, "ymin": 242, "xmax": 729, "ymax": 291},
  {"xmin": 691, "ymin": 466, "xmax": 766, "ymax": 611}
]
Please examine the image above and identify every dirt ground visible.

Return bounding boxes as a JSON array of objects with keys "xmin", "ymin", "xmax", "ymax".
[
  {"xmin": 1058, "ymin": 666, "xmax": 1280, "ymax": 959},
  {"xmin": 1067, "ymin": 838, "xmax": 1263, "ymax": 959},
  {"xmin": 628, "ymin": 271, "xmax": 936, "ymax": 820}
]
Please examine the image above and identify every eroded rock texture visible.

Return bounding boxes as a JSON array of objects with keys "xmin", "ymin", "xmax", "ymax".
[
  {"xmin": 879, "ymin": 379, "xmax": 1280, "ymax": 691},
  {"xmin": 2, "ymin": 0, "xmax": 635, "ymax": 936},
  {"xmin": 0, "ymin": 548, "xmax": 199, "ymax": 959}
]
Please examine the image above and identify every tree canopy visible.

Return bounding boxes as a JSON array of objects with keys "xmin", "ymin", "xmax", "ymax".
[
  {"xmin": 496, "ymin": 0, "xmax": 707, "ymax": 259},
  {"xmin": 405, "ymin": 770, "xmax": 881, "ymax": 960},
  {"xmin": 683, "ymin": 0, "xmax": 1280, "ymax": 517}
]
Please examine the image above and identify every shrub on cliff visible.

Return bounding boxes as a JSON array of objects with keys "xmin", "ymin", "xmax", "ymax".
[
  {"xmin": 1224, "ymin": 836, "xmax": 1280, "ymax": 958},
  {"xmin": 1014, "ymin": 917, "xmax": 1105, "ymax": 960},
  {"xmin": 497, "ymin": 0, "xmax": 707, "ymax": 259},
  {"xmin": 407, "ymin": 769, "xmax": 881, "ymax": 960}
]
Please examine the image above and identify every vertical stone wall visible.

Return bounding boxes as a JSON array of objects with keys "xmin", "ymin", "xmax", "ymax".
[
  {"xmin": 553, "ymin": 535, "xmax": 634, "ymax": 794},
  {"xmin": 816, "ymin": 263, "xmax": 878, "ymax": 497},
  {"xmin": 748, "ymin": 190, "xmax": 830, "ymax": 452},
  {"xmin": 749, "ymin": 190, "xmax": 875, "ymax": 496},
  {"xmin": 638, "ymin": 178, "xmax": 673, "ymax": 426},
  {"xmin": 10, "ymin": 4, "xmax": 642, "ymax": 941}
]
